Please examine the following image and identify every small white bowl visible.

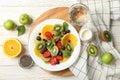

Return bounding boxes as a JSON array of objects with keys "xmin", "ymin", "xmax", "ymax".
[{"xmin": 79, "ymin": 28, "xmax": 93, "ymax": 42}]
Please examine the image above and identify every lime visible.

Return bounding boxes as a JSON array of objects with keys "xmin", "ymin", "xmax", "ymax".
[
  {"xmin": 19, "ymin": 14, "xmax": 31, "ymax": 25},
  {"xmin": 3, "ymin": 19, "xmax": 16, "ymax": 30}
]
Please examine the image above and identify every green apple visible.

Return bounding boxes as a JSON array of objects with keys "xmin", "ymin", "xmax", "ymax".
[
  {"xmin": 19, "ymin": 14, "xmax": 31, "ymax": 25},
  {"xmin": 3, "ymin": 19, "xmax": 16, "ymax": 30},
  {"xmin": 101, "ymin": 52, "xmax": 114, "ymax": 64}
]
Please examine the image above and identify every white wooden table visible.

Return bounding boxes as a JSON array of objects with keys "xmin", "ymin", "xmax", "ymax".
[
  {"xmin": 0, "ymin": 0, "xmax": 78, "ymax": 80},
  {"xmin": 0, "ymin": 0, "xmax": 120, "ymax": 80}
]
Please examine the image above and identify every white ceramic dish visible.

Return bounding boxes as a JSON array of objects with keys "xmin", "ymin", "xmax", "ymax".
[{"xmin": 29, "ymin": 19, "xmax": 81, "ymax": 71}]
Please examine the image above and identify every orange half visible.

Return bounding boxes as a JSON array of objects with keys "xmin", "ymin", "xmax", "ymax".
[
  {"xmin": 62, "ymin": 33, "xmax": 77, "ymax": 48},
  {"xmin": 41, "ymin": 24, "xmax": 56, "ymax": 38},
  {"xmin": 3, "ymin": 38, "xmax": 22, "ymax": 58}
]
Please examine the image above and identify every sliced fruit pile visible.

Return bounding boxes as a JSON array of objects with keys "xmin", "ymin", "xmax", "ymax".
[{"xmin": 34, "ymin": 22, "xmax": 77, "ymax": 65}]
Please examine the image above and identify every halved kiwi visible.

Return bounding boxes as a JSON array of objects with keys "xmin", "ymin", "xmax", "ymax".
[
  {"xmin": 86, "ymin": 44, "xmax": 98, "ymax": 57},
  {"xmin": 35, "ymin": 41, "xmax": 45, "ymax": 51},
  {"xmin": 50, "ymin": 46, "xmax": 59, "ymax": 56},
  {"xmin": 54, "ymin": 24, "xmax": 63, "ymax": 32},
  {"xmin": 65, "ymin": 43, "xmax": 73, "ymax": 52},
  {"xmin": 100, "ymin": 30, "xmax": 111, "ymax": 42}
]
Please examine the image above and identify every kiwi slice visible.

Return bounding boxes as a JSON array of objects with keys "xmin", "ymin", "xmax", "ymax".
[
  {"xmin": 35, "ymin": 41, "xmax": 45, "ymax": 51},
  {"xmin": 65, "ymin": 43, "xmax": 73, "ymax": 52},
  {"xmin": 50, "ymin": 46, "xmax": 59, "ymax": 56},
  {"xmin": 100, "ymin": 30, "xmax": 111, "ymax": 42},
  {"xmin": 86, "ymin": 44, "xmax": 98, "ymax": 57},
  {"xmin": 54, "ymin": 24, "xmax": 63, "ymax": 32}
]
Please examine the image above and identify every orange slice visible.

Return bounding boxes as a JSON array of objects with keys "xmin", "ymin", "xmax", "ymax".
[
  {"xmin": 34, "ymin": 47, "xmax": 41, "ymax": 57},
  {"xmin": 62, "ymin": 33, "xmax": 77, "ymax": 48},
  {"xmin": 60, "ymin": 57, "xmax": 68, "ymax": 63},
  {"xmin": 41, "ymin": 24, "xmax": 56, "ymax": 38},
  {"xmin": 3, "ymin": 38, "xmax": 22, "ymax": 58}
]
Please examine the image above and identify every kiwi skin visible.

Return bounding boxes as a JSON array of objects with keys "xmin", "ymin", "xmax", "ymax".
[
  {"xmin": 86, "ymin": 44, "xmax": 98, "ymax": 57},
  {"xmin": 99, "ymin": 30, "xmax": 111, "ymax": 42}
]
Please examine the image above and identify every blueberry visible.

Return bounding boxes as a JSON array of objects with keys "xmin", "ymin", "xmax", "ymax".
[
  {"xmin": 67, "ymin": 30, "xmax": 70, "ymax": 33},
  {"xmin": 57, "ymin": 61, "xmax": 60, "ymax": 64},
  {"xmin": 44, "ymin": 48, "xmax": 47, "ymax": 51},
  {"xmin": 43, "ymin": 39, "xmax": 47, "ymax": 42},
  {"xmin": 39, "ymin": 33, "xmax": 41, "ymax": 35},
  {"xmin": 58, "ymin": 52, "xmax": 63, "ymax": 56},
  {"xmin": 36, "ymin": 36, "xmax": 41, "ymax": 41},
  {"xmin": 61, "ymin": 46, "xmax": 65, "ymax": 50}
]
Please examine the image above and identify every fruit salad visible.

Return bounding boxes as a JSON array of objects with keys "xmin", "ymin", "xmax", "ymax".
[{"xmin": 34, "ymin": 22, "xmax": 77, "ymax": 65}]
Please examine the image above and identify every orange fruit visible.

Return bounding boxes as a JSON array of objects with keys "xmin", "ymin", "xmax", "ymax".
[
  {"xmin": 3, "ymin": 38, "xmax": 22, "ymax": 58},
  {"xmin": 62, "ymin": 33, "xmax": 77, "ymax": 48},
  {"xmin": 60, "ymin": 57, "xmax": 68, "ymax": 63},
  {"xmin": 34, "ymin": 47, "xmax": 41, "ymax": 57},
  {"xmin": 41, "ymin": 24, "xmax": 56, "ymax": 39}
]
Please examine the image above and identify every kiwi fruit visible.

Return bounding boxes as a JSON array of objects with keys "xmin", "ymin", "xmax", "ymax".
[
  {"xmin": 49, "ymin": 46, "xmax": 59, "ymax": 56},
  {"xmin": 100, "ymin": 30, "xmax": 111, "ymax": 42},
  {"xmin": 54, "ymin": 24, "xmax": 63, "ymax": 32},
  {"xmin": 35, "ymin": 41, "xmax": 45, "ymax": 51},
  {"xmin": 62, "ymin": 43, "xmax": 73, "ymax": 58},
  {"xmin": 65, "ymin": 43, "xmax": 73, "ymax": 52},
  {"xmin": 86, "ymin": 44, "xmax": 98, "ymax": 57}
]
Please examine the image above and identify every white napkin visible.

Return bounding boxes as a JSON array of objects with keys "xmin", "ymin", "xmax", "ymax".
[{"xmin": 69, "ymin": 0, "xmax": 120, "ymax": 80}]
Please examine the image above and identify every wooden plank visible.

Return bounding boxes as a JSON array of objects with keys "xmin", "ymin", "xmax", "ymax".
[
  {"xmin": 0, "ymin": 66, "xmax": 78, "ymax": 80},
  {"xmin": 0, "ymin": 0, "xmax": 76, "ymax": 7}
]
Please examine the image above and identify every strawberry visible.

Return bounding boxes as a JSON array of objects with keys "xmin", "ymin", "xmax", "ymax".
[
  {"xmin": 43, "ymin": 51, "xmax": 51, "ymax": 58},
  {"xmin": 56, "ymin": 55, "xmax": 63, "ymax": 60},
  {"xmin": 45, "ymin": 31, "xmax": 53, "ymax": 40},
  {"xmin": 50, "ymin": 57, "xmax": 57, "ymax": 65},
  {"xmin": 56, "ymin": 42, "xmax": 62, "ymax": 49}
]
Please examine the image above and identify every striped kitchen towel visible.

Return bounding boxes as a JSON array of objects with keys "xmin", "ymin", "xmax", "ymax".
[{"xmin": 69, "ymin": 0, "xmax": 120, "ymax": 80}]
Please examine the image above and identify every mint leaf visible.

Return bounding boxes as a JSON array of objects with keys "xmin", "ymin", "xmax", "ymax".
[
  {"xmin": 62, "ymin": 50, "xmax": 71, "ymax": 58},
  {"xmin": 63, "ymin": 22, "xmax": 68, "ymax": 31},
  {"xmin": 17, "ymin": 25, "xmax": 26, "ymax": 36}
]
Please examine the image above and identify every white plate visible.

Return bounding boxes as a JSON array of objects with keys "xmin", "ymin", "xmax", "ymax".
[{"xmin": 29, "ymin": 19, "xmax": 81, "ymax": 71}]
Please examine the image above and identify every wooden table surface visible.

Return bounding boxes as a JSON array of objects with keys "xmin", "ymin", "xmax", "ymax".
[{"xmin": 0, "ymin": 0, "xmax": 120, "ymax": 80}]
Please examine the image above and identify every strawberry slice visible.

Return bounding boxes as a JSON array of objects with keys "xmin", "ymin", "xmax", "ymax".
[
  {"xmin": 43, "ymin": 51, "xmax": 51, "ymax": 58},
  {"xmin": 55, "ymin": 38, "xmax": 60, "ymax": 42},
  {"xmin": 45, "ymin": 31, "xmax": 53, "ymax": 40},
  {"xmin": 50, "ymin": 57, "xmax": 57, "ymax": 65},
  {"xmin": 56, "ymin": 55, "xmax": 63, "ymax": 60},
  {"xmin": 56, "ymin": 42, "xmax": 62, "ymax": 49}
]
